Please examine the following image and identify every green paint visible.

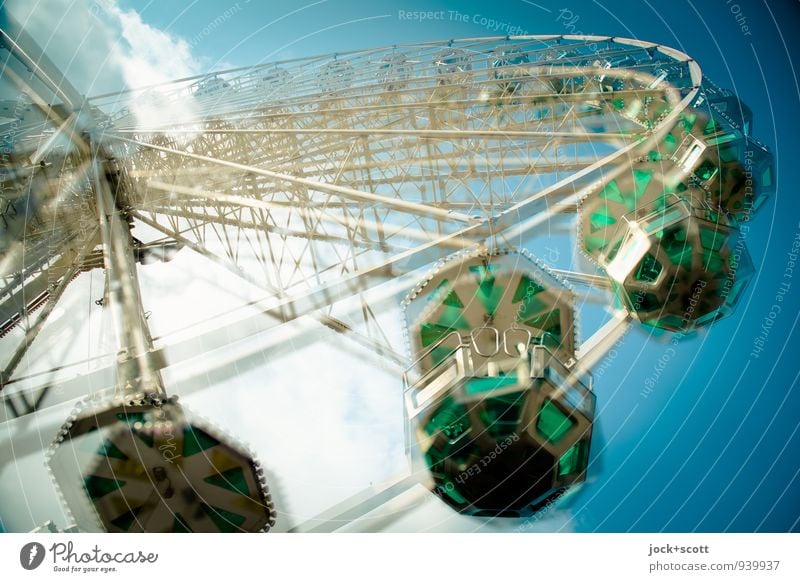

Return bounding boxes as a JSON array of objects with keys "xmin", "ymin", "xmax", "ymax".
[
  {"xmin": 702, "ymin": 249, "xmax": 724, "ymax": 272},
  {"xmin": 512, "ymin": 275, "xmax": 544, "ymax": 303},
  {"xmin": 433, "ymin": 279, "xmax": 464, "ymax": 308},
  {"xmin": 695, "ymin": 160, "xmax": 718, "ymax": 181},
  {"xmin": 681, "ymin": 111, "xmax": 697, "ymax": 132},
  {"xmin": 516, "ymin": 295, "xmax": 548, "ymax": 322},
  {"xmin": 600, "ymin": 179, "xmax": 624, "ymax": 204},
  {"xmin": 634, "ymin": 253, "xmax": 663, "ymax": 283},
  {"xmin": 590, "ymin": 209, "xmax": 617, "ymax": 233},
  {"xmin": 441, "ymin": 479, "xmax": 468, "ymax": 504},
  {"xmin": 523, "ymin": 309, "xmax": 562, "ymax": 338},
  {"xmin": 98, "ymin": 440, "xmax": 129, "ymax": 461},
  {"xmin": 633, "ymin": 169, "xmax": 654, "ymax": 197},
  {"xmin": 469, "ymin": 265, "xmax": 504, "ymax": 317},
  {"xmin": 536, "ymin": 400, "xmax": 575, "ymax": 444},
  {"xmin": 663, "ymin": 132, "xmax": 677, "ymax": 152},
  {"xmin": 420, "ymin": 321, "xmax": 467, "ymax": 348},
  {"xmin": 183, "ymin": 426, "xmax": 220, "ymax": 457},
  {"xmin": 465, "ymin": 375, "xmax": 519, "ymax": 396},
  {"xmin": 109, "ymin": 506, "xmax": 142, "ymax": 531},
  {"xmin": 426, "ymin": 397, "xmax": 470, "ymax": 441},
  {"xmin": 201, "ymin": 504, "xmax": 247, "ymax": 533},
  {"xmin": 84, "ymin": 475, "xmax": 126, "ymax": 500},
  {"xmin": 559, "ymin": 440, "xmax": 587, "ymax": 476},
  {"xmin": 203, "ymin": 467, "xmax": 250, "ymax": 497},
  {"xmin": 172, "ymin": 513, "xmax": 193, "ymax": 533},
  {"xmin": 436, "ymin": 306, "xmax": 471, "ymax": 332},
  {"xmin": 661, "ymin": 226, "xmax": 693, "ymax": 270},
  {"xmin": 699, "ymin": 228, "xmax": 725, "ymax": 252},
  {"xmin": 584, "ymin": 234, "xmax": 609, "ymax": 253}
]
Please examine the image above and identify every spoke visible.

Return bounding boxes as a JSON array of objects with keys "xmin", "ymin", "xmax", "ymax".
[
  {"xmin": 550, "ymin": 269, "xmax": 611, "ymax": 289},
  {"xmin": 290, "ymin": 472, "xmax": 423, "ymax": 533},
  {"xmin": 575, "ymin": 311, "xmax": 632, "ymax": 375}
]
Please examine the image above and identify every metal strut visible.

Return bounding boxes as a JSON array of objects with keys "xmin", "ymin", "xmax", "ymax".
[{"xmin": 91, "ymin": 147, "xmax": 166, "ymax": 398}]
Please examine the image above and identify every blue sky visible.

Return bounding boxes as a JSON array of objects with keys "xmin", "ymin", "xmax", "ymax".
[
  {"xmin": 1, "ymin": 0, "xmax": 798, "ymax": 532},
  {"xmin": 118, "ymin": 0, "xmax": 799, "ymax": 532}
]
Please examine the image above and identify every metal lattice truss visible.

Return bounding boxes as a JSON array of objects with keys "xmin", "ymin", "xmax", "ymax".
[
  {"xmin": 2, "ymin": 34, "xmax": 697, "ymax": 399},
  {"xmin": 3, "ymin": 26, "xmax": 773, "ymax": 531},
  {"xmin": 4, "ymin": 37, "xmax": 698, "ymax": 362}
]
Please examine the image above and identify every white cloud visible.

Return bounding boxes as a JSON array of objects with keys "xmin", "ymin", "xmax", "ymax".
[
  {"xmin": 7, "ymin": 0, "xmax": 200, "ymax": 135},
  {"xmin": 0, "ymin": 3, "xmax": 579, "ymax": 533},
  {"xmin": 101, "ymin": 1, "xmax": 200, "ymax": 135},
  {"xmin": 104, "ymin": 2, "xmax": 198, "ymax": 88},
  {"xmin": 6, "ymin": 0, "xmax": 123, "ymax": 96}
]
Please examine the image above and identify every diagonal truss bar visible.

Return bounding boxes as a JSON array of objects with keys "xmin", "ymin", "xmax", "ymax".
[
  {"xmin": 0, "ymin": 9, "xmax": 83, "ymax": 108},
  {"xmin": 110, "ymin": 135, "xmax": 479, "ymax": 224},
  {"xmin": 141, "ymin": 180, "xmax": 475, "ymax": 251},
  {"xmin": 131, "ymin": 210, "xmax": 409, "ymax": 368},
  {"xmin": 0, "ymin": 228, "xmax": 97, "ymax": 390},
  {"xmin": 114, "ymin": 128, "xmax": 637, "ymax": 140}
]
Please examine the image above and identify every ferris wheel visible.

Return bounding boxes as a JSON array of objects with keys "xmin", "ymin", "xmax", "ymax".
[{"xmin": 0, "ymin": 11, "xmax": 774, "ymax": 532}]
